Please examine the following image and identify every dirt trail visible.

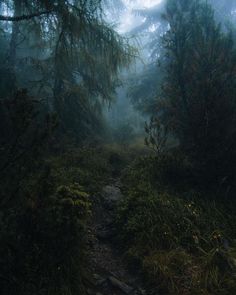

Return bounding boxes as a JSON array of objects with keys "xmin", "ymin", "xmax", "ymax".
[{"xmin": 86, "ymin": 180, "xmax": 148, "ymax": 295}]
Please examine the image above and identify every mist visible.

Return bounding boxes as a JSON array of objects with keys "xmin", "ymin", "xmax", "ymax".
[{"xmin": 0, "ymin": 1, "xmax": 236, "ymax": 295}]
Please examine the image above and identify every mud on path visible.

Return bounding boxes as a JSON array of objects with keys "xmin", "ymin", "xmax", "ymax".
[{"xmin": 86, "ymin": 180, "xmax": 148, "ymax": 295}]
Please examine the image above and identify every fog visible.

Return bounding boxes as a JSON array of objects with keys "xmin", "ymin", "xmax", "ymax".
[
  {"xmin": 1, "ymin": 1, "xmax": 236, "ymax": 294},
  {"xmin": 105, "ymin": 0, "xmax": 236, "ymax": 143},
  {"xmin": 105, "ymin": 0, "xmax": 166, "ymax": 139},
  {"xmin": 118, "ymin": 0, "xmax": 163, "ymax": 33}
]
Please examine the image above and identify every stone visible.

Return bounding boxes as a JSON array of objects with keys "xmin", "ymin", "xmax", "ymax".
[
  {"xmin": 102, "ymin": 185, "xmax": 123, "ymax": 205},
  {"xmin": 108, "ymin": 276, "xmax": 133, "ymax": 294}
]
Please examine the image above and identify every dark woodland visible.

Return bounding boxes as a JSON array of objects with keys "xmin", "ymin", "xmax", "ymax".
[{"xmin": 0, "ymin": 1, "xmax": 236, "ymax": 294}]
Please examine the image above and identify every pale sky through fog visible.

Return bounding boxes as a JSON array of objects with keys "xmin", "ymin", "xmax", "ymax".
[{"xmin": 118, "ymin": 0, "xmax": 163, "ymax": 33}]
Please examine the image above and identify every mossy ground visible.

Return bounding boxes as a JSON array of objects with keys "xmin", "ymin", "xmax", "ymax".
[
  {"xmin": 115, "ymin": 152, "xmax": 236, "ymax": 295},
  {"xmin": 2, "ymin": 142, "xmax": 235, "ymax": 294},
  {"xmin": 48, "ymin": 143, "xmax": 236, "ymax": 294}
]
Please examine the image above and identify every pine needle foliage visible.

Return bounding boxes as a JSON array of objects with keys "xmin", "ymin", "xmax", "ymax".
[
  {"xmin": 0, "ymin": 0, "xmax": 136, "ymax": 139},
  {"xmin": 154, "ymin": 0, "xmax": 236, "ymax": 188}
]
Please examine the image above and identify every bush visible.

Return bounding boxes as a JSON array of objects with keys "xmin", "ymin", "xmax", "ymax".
[
  {"xmin": 121, "ymin": 152, "xmax": 194, "ymax": 193},
  {"xmin": 0, "ymin": 183, "xmax": 90, "ymax": 295},
  {"xmin": 116, "ymin": 158, "xmax": 236, "ymax": 294},
  {"xmin": 48, "ymin": 147, "xmax": 113, "ymax": 193}
]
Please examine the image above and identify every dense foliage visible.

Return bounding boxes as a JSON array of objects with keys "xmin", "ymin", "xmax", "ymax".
[
  {"xmin": 116, "ymin": 1, "xmax": 236, "ymax": 294},
  {"xmin": 129, "ymin": 1, "xmax": 236, "ymax": 192},
  {"xmin": 160, "ymin": 0, "xmax": 236, "ymax": 188},
  {"xmin": 0, "ymin": 0, "xmax": 135, "ymax": 140},
  {"xmin": 116, "ymin": 154, "xmax": 236, "ymax": 294},
  {"xmin": 0, "ymin": 1, "xmax": 133, "ymax": 294},
  {"xmin": 1, "ymin": 0, "xmax": 236, "ymax": 294}
]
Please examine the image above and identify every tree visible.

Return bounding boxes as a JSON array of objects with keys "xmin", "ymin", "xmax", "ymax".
[
  {"xmin": 158, "ymin": 0, "xmax": 236, "ymax": 187},
  {"xmin": 0, "ymin": 0, "xmax": 135, "ymax": 140},
  {"xmin": 0, "ymin": 89, "xmax": 55, "ymax": 207},
  {"xmin": 128, "ymin": 63, "xmax": 163, "ymax": 116},
  {"xmin": 0, "ymin": 2, "xmax": 136, "ymax": 294},
  {"xmin": 127, "ymin": 2, "xmax": 168, "ymax": 118}
]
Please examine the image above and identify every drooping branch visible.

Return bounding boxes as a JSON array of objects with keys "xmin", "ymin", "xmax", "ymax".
[{"xmin": 0, "ymin": 10, "xmax": 53, "ymax": 22}]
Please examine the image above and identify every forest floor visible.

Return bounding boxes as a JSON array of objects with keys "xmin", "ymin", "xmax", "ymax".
[
  {"xmin": 50, "ymin": 144, "xmax": 236, "ymax": 295},
  {"xmin": 86, "ymin": 178, "xmax": 149, "ymax": 295},
  {"xmin": 57, "ymin": 142, "xmax": 236, "ymax": 295}
]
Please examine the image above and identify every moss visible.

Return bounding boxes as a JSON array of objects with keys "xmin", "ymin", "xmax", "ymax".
[
  {"xmin": 115, "ymin": 155, "xmax": 236, "ymax": 294},
  {"xmin": 0, "ymin": 149, "xmax": 94, "ymax": 295}
]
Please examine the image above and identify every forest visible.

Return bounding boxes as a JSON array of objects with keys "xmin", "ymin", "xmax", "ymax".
[{"xmin": 0, "ymin": 0, "xmax": 236, "ymax": 294}]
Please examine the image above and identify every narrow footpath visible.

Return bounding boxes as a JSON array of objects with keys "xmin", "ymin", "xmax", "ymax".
[{"xmin": 86, "ymin": 179, "xmax": 149, "ymax": 295}]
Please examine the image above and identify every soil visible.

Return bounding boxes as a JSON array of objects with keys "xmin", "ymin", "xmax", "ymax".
[{"xmin": 86, "ymin": 179, "xmax": 149, "ymax": 295}]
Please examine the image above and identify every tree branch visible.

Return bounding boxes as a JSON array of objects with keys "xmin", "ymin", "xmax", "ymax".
[{"xmin": 0, "ymin": 10, "xmax": 53, "ymax": 22}]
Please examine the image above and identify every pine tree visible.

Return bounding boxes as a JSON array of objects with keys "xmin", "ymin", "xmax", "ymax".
[{"xmin": 159, "ymin": 0, "xmax": 236, "ymax": 187}]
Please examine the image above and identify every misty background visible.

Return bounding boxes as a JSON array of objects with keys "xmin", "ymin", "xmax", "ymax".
[
  {"xmin": 1, "ymin": 1, "xmax": 236, "ymax": 295},
  {"xmin": 105, "ymin": 0, "xmax": 236, "ymax": 143}
]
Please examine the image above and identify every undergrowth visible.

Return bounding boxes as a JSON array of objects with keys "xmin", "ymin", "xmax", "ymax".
[
  {"xmin": 0, "ymin": 181, "xmax": 91, "ymax": 295},
  {"xmin": 116, "ymin": 153, "xmax": 236, "ymax": 295},
  {"xmin": 0, "ymin": 144, "xmax": 135, "ymax": 295}
]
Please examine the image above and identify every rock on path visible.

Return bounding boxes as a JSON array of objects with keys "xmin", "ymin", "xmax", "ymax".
[{"xmin": 86, "ymin": 181, "xmax": 148, "ymax": 295}]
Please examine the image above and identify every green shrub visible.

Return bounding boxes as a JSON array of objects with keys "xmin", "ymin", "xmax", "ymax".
[
  {"xmin": 116, "ymin": 159, "xmax": 236, "ymax": 294},
  {"xmin": 48, "ymin": 147, "xmax": 113, "ymax": 193},
  {"xmin": 0, "ymin": 183, "xmax": 90, "ymax": 295},
  {"xmin": 121, "ymin": 152, "xmax": 194, "ymax": 193}
]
